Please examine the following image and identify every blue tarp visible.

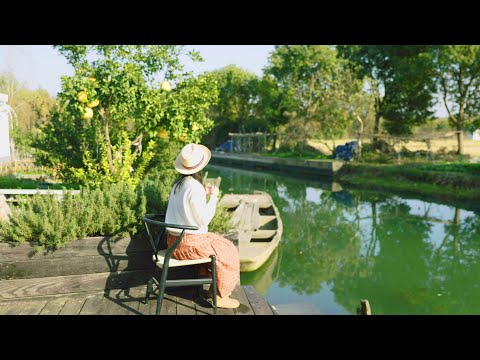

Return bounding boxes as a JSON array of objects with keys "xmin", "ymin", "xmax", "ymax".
[
  {"xmin": 334, "ymin": 141, "xmax": 358, "ymax": 161},
  {"xmin": 217, "ymin": 140, "xmax": 240, "ymax": 153}
]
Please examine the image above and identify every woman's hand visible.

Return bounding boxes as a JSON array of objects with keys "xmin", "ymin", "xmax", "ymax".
[{"xmin": 205, "ymin": 183, "xmax": 213, "ymax": 196}]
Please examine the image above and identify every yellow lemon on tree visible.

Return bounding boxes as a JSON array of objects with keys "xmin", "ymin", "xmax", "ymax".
[
  {"xmin": 161, "ymin": 81, "xmax": 172, "ymax": 92},
  {"xmin": 157, "ymin": 128, "xmax": 168, "ymax": 139},
  {"xmin": 88, "ymin": 77, "xmax": 96, "ymax": 82},
  {"xmin": 82, "ymin": 107, "xmax": 94, "ymax": 120},
  {"xmin": 77, "ymin": 91, "xmax": 88, "ymax": 103},
  {"xmin": 191, "ymin": 123, "xmax": 199, "ymax": 132},
  {"xmin": 179, "ymin": 134, "xmax": 186, "ymax": 142},
  {"xmin": 87, "ymin": 99, "xmax": 100, "ymax": 108}
]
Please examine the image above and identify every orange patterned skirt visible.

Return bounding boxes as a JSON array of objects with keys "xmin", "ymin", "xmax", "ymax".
[{"xmin": 166, "ymin": 232, "xmax": 240, "ymax": 298}]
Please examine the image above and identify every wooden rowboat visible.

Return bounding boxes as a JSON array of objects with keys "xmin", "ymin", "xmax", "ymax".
[{"xmin": 220, "ymin": 191, "xmax": 283, "ymax": 272}]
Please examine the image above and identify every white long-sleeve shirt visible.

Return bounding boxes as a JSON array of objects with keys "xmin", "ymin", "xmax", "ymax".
[{"xmin": 165, "ymin": 176, "xmax": 218, "ymax": 235}]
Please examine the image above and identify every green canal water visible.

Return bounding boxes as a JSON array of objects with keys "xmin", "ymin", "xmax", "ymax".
[{"xmin": 205, "ymin": 164, "xmax": 480, "ymax": 315}]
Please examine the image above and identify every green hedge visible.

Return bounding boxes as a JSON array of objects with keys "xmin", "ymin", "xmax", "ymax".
[
  {"xmin": 0, "ymin": 176, "xmax": 232, "ymax": 252},
  {"xmin": 0, "ymin": 182, "xmax": 146, "ymax": 253}
]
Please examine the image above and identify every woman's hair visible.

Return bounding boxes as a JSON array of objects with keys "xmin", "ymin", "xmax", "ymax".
[{"xmin": 173, "ymin": 170, "xmax": 204, "ymax": 194}]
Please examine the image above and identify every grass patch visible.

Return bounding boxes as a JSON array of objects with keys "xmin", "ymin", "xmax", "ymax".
[
  {"xmin": 263, "ymin": 150, "xmax": 330, "ymax": 160},
  {"xmin": 337, "ymin": 162, "xmax": 480, "ymax": 201},
  {"xmin": 0, "ymin": 176, "xmax": 79, "ymax": 190}
]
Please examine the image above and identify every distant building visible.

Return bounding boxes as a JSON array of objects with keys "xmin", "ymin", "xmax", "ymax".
[{"xmin": 0, "ymin": 93, "xmax": 12, "ymax": 161}]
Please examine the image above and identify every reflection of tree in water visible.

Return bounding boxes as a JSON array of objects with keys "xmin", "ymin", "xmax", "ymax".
[
  {"xmin": 277, "ymin": 190, "xmax": 360, "ymax": 295},
  {"xmin": 334, "ymin": 198, "xmax": 480, "ymax": 314},
  {"xmin": 428, "ymin": 212, "xmax": 480, "ymax": 313},
  {"xmin": 207, "ymin": 165, "xmax": 480, "ymax": 314},
  {"xmin": 335, "ymin": 199, "xmax": 439, "ymax": 314}
]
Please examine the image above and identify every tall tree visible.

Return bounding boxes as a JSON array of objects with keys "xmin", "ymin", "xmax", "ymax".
[
  {"xmin": 435, "ymin": 45, "xmax": 480, "ymax": 154},
  {"xmin": 35, "ymin": 45, "xmax": 218, "ymax": 185},
  {"xmin": 266, "ymin": 45, "xmax": 371, "ymax": 151},
  {"xmin": 337, "ymin": 45, "xmax": 437, "ymax": 141},
  {"xmin": 204, "ymin": 65, "xmax": 257, "ymax": 147}
]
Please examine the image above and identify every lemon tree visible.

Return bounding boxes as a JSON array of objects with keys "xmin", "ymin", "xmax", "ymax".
[{"xmin": 35, "ymin": 45, "xmax": 218, "ymax": 185}]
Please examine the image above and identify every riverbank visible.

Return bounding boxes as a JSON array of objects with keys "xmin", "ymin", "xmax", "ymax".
[
  {"xmin": 336, "ymin": 162, "xmax": 480, "ymax": 203},
  {"xmin": 211, "ymin": 152, "xmax": 480, "ymax": 203},
  {"xmin": 210, "ymin": 152, "xmax": 343, "ymax": 177}
]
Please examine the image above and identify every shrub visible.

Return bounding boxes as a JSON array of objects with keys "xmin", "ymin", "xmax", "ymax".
[
  {"xmin": 0, "ymin": 182, "xmax": 146, "ymax": 253},
  {"xmin": 209, "ymin": 204, "xmax": 234, "ymax": 234}
]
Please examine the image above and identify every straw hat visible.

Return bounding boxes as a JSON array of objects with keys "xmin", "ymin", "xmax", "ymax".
[{"xmin": 174, "ymin": 143, "xmax": 211, "ymax": 175}]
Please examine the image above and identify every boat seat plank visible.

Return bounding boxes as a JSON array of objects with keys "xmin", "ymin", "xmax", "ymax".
[
  {"xmin": 259, "ymin": 215, "xmax": 276, "ymax": 227},
  {"xmin": 220, "ymin": 194, "xmax": 271, "ymax": 209},
  {"xmin": 251, "ymin": 230, "xmax": 277, "ymax": 240}
]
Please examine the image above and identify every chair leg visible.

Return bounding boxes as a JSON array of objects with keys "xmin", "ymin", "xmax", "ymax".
[
  {"xmin": 145, "ymin": 278, "xmax": 153, "ymax": 305},
  {"xmin": 210, "ymin": 255, "xmax": 217, "ymax": 315},
  {"xmin": 156, "ymin": 267, "xmax": 169, "ymax": 315}
]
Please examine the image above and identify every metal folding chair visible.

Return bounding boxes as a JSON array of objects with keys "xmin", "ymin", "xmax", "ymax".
[{"xmin": 143, "ymin": 214, "xmax": 217, "ymax": 315}]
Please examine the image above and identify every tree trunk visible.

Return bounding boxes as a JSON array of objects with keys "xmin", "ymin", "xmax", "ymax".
[
  {"xmin": 372, "ymin": 111, "xmax": 381, "ymax": 146},
  {"xmin": 456, "ymin": 124, "xmax": 463, "ymax": 155},
  {"xmin": 271, "ymin": 134, "xmax": 277, "ymax": 153},
  {"xmin": 103, "ymin": 111, "xmax": 115, "ymax": 175}
]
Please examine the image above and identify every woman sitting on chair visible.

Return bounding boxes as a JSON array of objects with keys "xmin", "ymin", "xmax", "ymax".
[{"xmin": 165, "ymin": 143, "xmax": 240, "ymax": 309}]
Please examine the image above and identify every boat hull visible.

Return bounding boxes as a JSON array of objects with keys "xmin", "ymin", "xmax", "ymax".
[{"xmin": 220, "ymin": 191, "xmax": 283, "ymax": 272}]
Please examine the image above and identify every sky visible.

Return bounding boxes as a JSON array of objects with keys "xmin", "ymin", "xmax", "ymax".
[
  {"xmin": 0, "ymin": 45, "xmax": 447, "ymax": 117},
  {"xmin": 0, "ymin": 45, "xmax": 275, "ymax": 96}
]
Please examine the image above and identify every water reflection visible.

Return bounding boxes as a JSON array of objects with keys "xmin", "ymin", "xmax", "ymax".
[{"xmin": 207, "ymin": 164, "xmax": 480, "ymax": 314}]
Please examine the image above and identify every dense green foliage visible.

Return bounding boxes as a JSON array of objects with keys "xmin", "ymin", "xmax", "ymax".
[
  {"xmin": 203, "ymin": 65, "xmax": 291, "ymax": 148},
  {"xmin": 33, "ymin": 45, "xmax": 218, "ymax": 186},
  {"xmin": 266, "ymin": 45, "xmax": 374, "ymax": 151},
  {"xmin": 337, "ymin": 45, "xmax": 437, "ymax": 137}
]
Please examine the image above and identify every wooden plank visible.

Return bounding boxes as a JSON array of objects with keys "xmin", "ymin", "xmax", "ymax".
[
  {"xmin": 0, "ymin": 236, "xmax": 152, "ymax": 262},
  {"xmin": 217, "ymin": 307, "xmax": 235, "ymax": 315},
  {"xmin": 259, "ymin": 215, "xmax": 276, "ymax": 227},
  {"xmin": 0, "ymin": 236, "xmax": 151, "ymax": 262},
  {"xmin": 251, "ymin": 230, "xmax": 277, "ymax": 240},
  {"xmin": 79, "ymin": 294, "xmax": 105, "ymax": 315},
  {"xmin": 271, "ymin": 303, "xmax": 321, "ymax": 315},
  {"xmin": 359, "ymin": 300, "xmax": 371, "ymax": 315},
  {"xmin": 0, "ymin": 270, "xmax": 150, "ymax": 300},
  {"xmin": 0, "ymin": 301, "xmax": 27, "ymax": 315},
  {"xmin": 0, "ymin": 253, "xmax": 152, "ymax": 280},
  {"xmin": 194, "ymin": 285, "xmax": 214, "ymax": 315},
  {"xmin": 220, "ymin": 194, "xmax": 271, "ymax": 209},
  {"xmin": 162, "ymin": 294, "xmax": 177, "ymax": 315},
  {"xmin": 18, "ymin": 300, "xmax": 48, "ymax": 315},
  {"xmin": 137, "ymin": 297, "xmax": 156, "ymax": 315},
  {"xmin": 243, "ymin": 285, "xmax": 274, "ymax": 315},
  {"xmin": 39, "ymin": 297, "xmax": 69, "ymax": 315},
  {"xmin": 231, "ymin": 201, "xmax": 246, "ymax": 227},
  {"xmin": 251, "ymin": 202, "xmax": 260, "ymax": 230},
  {"xmin": 59, "ymin": 297, "xmax": 88, "ymax": 315},
  {"xmin": 175, "ymin": 288, "xmax": 196, "ymax": 315},
  {"xmin": 231, "ymin": 286, "xmax": 254, "ymax": 315},
  {"xmin": 102, "ymin": 288, "xmax": 143, "ymax": 315},
  {"xmin": 238, "ymin": 229, "xmax": 253, "ymax": 243},
  {"xmin": 101, "ymin": 297, "xmax": 136, "ymax": 315}
]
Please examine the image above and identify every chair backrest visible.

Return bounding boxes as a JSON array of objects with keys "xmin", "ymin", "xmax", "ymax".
[{"xmin": 142, "ymin": 214, "xmax": 199, "ymax": 267}]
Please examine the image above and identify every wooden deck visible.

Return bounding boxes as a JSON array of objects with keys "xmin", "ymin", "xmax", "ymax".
[
  {"xmin": 0, "ymin": 284, "xmax": 274, "ymax": 315},
  {"xmin": 0, "ymin": 234, "xmax": 275, "ymax": 315}
]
